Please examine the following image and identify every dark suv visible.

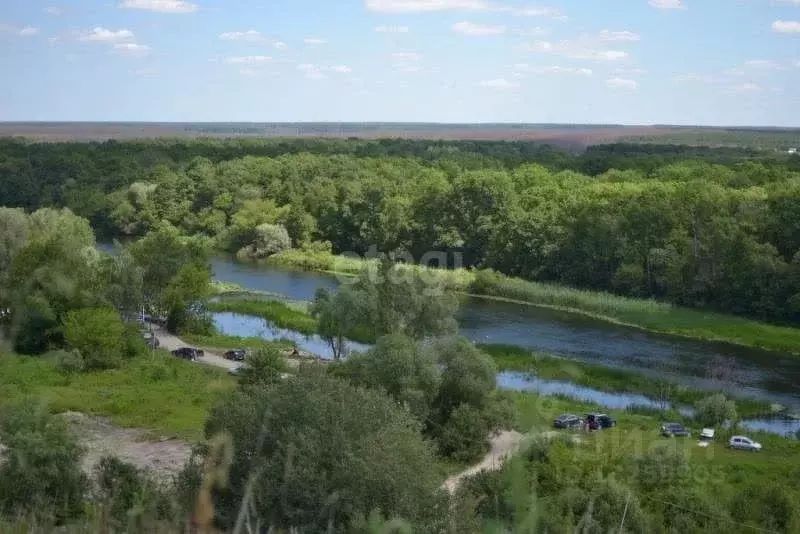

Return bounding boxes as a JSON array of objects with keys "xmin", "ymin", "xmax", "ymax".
[
  {"xmin": 586, "ymin": 413, "xmax": 616, "ymax": 430},
  {"xmin": 661, "ymin": 423, "xmax": 691, "ymax": 437},
  {"xmin": 553, "ymin": 414, "xmax": 584, "ymax": 429},
  {"xmin": 171, "ymin": 347, "xmax": 203, "ymax": 361},
  {"xmin": 223, "ymin": 349, "xmax": 247, "ymax": 362}
]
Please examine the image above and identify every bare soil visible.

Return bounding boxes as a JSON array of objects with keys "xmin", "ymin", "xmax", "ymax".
[{"xmin": 58, "ymin": 411, "xmax": 192, "ymax": 480}]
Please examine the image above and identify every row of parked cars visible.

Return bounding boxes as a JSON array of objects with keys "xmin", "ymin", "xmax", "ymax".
[{"xmin": 553, "ymin": 414, "xmax": 763, "ymax": 451}]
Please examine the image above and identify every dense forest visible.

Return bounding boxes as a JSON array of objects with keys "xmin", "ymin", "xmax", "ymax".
[
  {"xmin": 2, "ymin": 138, "xmax": 800, "ymax": 532},
  {"xmin": 1, "ymin": 137, "xmax": 799, "ymax": 325}
]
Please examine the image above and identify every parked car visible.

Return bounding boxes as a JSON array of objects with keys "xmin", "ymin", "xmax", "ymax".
[
  {"xmin": 223, "ymin": 349, "xmax": 247, "ymax": 362},
  {"xmin": 141, "ymin": 330, "xmax": 159, "ymax": 349},
  {"xmin": 586, "ymin": 413, "xmax": 616, "ymax": 430},
  {"xmin": 171, "ymin": 347, "xmax": 203, "ymax": 361},
  {"xmin": 661, "ymin": 423, "xmax": 691, "ymax": 438},
  {"xmin": 697, "ymin": 428, "xmax": 715, "ymax": 447},
  {"xmin": 554, "ymin": 414, "xmax": 584, "ymax": 429},
  {"xmin": 729, "ymin": 436, "xmax": 762, "ymax": 451}
]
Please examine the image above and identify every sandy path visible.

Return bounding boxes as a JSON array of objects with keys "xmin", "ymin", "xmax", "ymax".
[
  {"xmin": 443, "ymin": 430, "xmax": 525, "ymax": 493},
  {"xmin": 443, "ymin": 430, "xmax": 582, "ymax": 493}
]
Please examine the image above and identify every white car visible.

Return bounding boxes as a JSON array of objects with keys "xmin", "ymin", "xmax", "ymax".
[{"xmin": 728, "ymin": 435, "xmax": 762, "ymax": 451}]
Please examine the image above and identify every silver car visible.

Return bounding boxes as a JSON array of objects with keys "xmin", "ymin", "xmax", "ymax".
[{"xmin": 728, "ymin": 435, "xmax": 762, "ymax": 451}]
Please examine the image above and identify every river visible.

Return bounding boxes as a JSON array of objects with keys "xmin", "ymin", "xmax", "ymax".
[{"xmin": 209, "ymin": 257, "xmax": 800, "ymax": 410}]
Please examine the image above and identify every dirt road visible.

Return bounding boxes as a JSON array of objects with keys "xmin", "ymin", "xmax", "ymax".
[
  {"xmin": 443, "ymin": 430, "xmax": 583, "ymax": 493},
  {"xmin": 152, "ymin": 326, "xmax": 241, "ymax": 371},
  {"xmin": 443, "ymin": 430, "xmax": 525, "ymax": 493}
]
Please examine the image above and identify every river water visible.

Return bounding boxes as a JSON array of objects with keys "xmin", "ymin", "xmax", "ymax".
[{"xmin": 209, "ymin": 258, "xmax": 800, "ymax": 409}]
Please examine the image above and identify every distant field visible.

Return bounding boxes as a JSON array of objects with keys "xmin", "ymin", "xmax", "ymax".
[
  {"xmin": 0, "ymin": 122, "xmax": 716, "ymax": 150},
  {"xmin": 1, "ymin": 122, "xmax": 798, "ymax": 151}
]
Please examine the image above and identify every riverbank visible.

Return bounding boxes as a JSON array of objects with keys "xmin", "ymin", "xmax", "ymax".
[
  {"xmin": 265, "ymin": 249, "xmax": 800, "ymax": 354},
  {"xmin": 483, "ymin": 344, "xmax": 775, "ymax": 419},
  {"xmin": 202, "ymin": 296, "xmax": 785, "ymax": 421}
]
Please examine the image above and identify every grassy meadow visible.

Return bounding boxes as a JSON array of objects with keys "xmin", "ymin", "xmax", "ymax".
[{"xmin": 0, "ymin": 351, "xmax": 235, "ymax": 441}]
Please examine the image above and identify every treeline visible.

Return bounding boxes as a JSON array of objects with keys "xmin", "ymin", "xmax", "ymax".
[{"xmin": 1, "ymin": 138, "xmax": 800, "ymax": 325}]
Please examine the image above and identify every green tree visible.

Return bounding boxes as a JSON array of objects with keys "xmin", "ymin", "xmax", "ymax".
[
  {"xmin": 337, "ymin": 333, "xmax": 440, "ymax": 421},
  {"xmin": 204, "ymin": 369, "xmax": 443, "ymax": 532},
  {"xmin": 62, "ymin": 307, "xmax": 127, "ymax": 370},
  {"xmin": 237, "ymin": 346, "xmax": 288, "ymax": 388},
  {"xmin": 694, "ymin": 393, "xmax": 737, "ymax": 428}
]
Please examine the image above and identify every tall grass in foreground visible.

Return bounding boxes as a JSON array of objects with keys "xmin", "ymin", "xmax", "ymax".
[{"xmin": 268, "ymin": 249, "xmax": 800, "ymax": 354}]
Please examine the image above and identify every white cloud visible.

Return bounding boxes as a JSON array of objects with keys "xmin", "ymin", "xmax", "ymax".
[
  {"xmin": 478, "ymin": 78, "xmax": 520, "ymax": 89},
  {"xmin": 366, "ymin": 0, "xmax": 489, "ymax": 12},
  {"xmin": 675, "ymin": 73, "xmax": 716, "ymax": 83},
  {"xmin": 598, "ymin": 30, "xmax": 640, "ymax": 42},
  {"xmin": 220, "ymin": 30, "xmax": 265, "ymax": 42},
  {"xmin": 613, "ymin": 67, "xmax": 647, "ymax": 75},
  {"xmin": 524, "ymin": 40, "xmax": 629, "ymax": 61},
  {"xmin": 120, "ymin": 0, "xmax": 197, "ymax": 13},
  {"xmin": 512, "ymin": 27, "xmax": 549, "ymax": 37},
  {"xmin": 225, "ymin": 55, "xmax": 273, "ymax": 64},
  {"xmin": 297, "ymin": 63, "xmax": 352, "ymax": 79},
  {"xmin": 79, "ymin": 27, "xmax": 135, "ymax": 43},
  {"xmin": 274, "ymin": 41, "xmax": 287, "ymax": 50},
  {"xmin": 113, "ymin": 43, "xmax": 150, "ymax": 56},
  {"xmin": 44, "ymin": 7, "xmax": 62, "ymax": 16},
  {"xmin": 513, "ymin": 63, "xmax": 592, "ymax": 75},
  {"xmin": 649, "ymin": 0, "xmax": 686, "ymax": 9},
  {"xmin": 772, "ymin": 20, "xmax": 800, "ymax": 33},
  {"xmin": 391, "ymin": 51, "xmax": 422, "ymax": 61},
  {"xmin": 452, "ymin": 21, "xmax": 505, "ymax": 35},
  {"xmin": 0, "ymin": 24, "xmax": 42, "ymax": 37},
  {"xmin": 744, "ymin": 59, "xmax": 785, "ymax": 70},
  {"xmin": 364, "ymin": 0, "xmax": 562, "ymax": 17},
  {"xmin": 732, "ymin": 82, "xmax": 762, "ymax": 93},
  {"xmin": 135, "ymin": 68, "xmax": 159, "ymax": 77},
  {"xmin": 606, "ymin": 77, "xmax": 638, "ymax": 90},
  {"xmin": 304, "ymin": 37, "xmax": 326, "ymax": 45},
  {"xmin": 374, "ymin": 25, "xmax": 410, "ymax": 33}
]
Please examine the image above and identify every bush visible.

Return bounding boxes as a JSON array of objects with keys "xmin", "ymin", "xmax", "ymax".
[
  {"xmin": 436, "ymin": 403, "xmax": 490, "ymax": 463},
  {"xmin": 50, "ymin": 349, "xmax": 86, "ymax": 374},
  {"xmin": 634, "ymin": 446, "xmax": 690, "ymax": 491},
  {"xmin": 63, "ymin": 307, "xmax": 126, "ymax": 370},
  {"xmin": 237, "ymin": 346, "xmax": 288, "ymax": 388},
  {"xmin": 694, "ymin": 393, "xmax": 737, "ymax": 427},
  {"xmin": 0, "ymin": 402, "xmax": 87, "ymax": 523}
]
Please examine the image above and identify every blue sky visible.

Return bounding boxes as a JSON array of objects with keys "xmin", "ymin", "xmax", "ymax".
[{"xmin": 1, "ymin": 0, "xmax": 799, "ymax": 125}]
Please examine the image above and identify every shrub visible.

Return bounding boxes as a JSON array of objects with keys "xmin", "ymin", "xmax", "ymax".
[
  {"xmin": 694, "ymin": 393, "xmax": 738, "ymax": 427},
  {"xmin": 436, "ymin": 403, "xmax": 490, "ymax": 463},
  {"xmin": 50, "ymin": 349, "xmax": 86, "ymax": 374},
  {"xmin": 0, "ymin": 402, "xmax": 87, "ymax": 523},
  {"xmin": 63, "ymin": 307, "xmax": 126, "ymax": 371}
]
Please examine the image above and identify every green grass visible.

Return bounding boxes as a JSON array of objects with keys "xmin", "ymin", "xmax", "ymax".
[
  {"xmin": 0, "ymin": 351, "xmax": 235, "ymax": 441},
  {"xmin": 268, "ymin": 249, "xmax": 800, "ymax": 354},
  {"xmin": 183, "ymin": 332, "xmax": 296, "ymax": 351},
  {"xmin": 483, "ymin": 344, "xmax": 774, "ymax": 419},
  {"xmin": 208, "ymin": 298, "xmax": 317, "ymax": 336},
  {"xmin": 508, "ymin": 389, "xmax": 800, "ymax": 497}
]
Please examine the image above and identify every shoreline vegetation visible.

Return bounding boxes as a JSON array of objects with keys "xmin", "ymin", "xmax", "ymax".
[
  {"xmin": 262, "ymin": 249, "xmax": 800, "ymax": 355},
  {"xmin": 200, "ymin": 296, "xmax": 785, "ymax": 420}
]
